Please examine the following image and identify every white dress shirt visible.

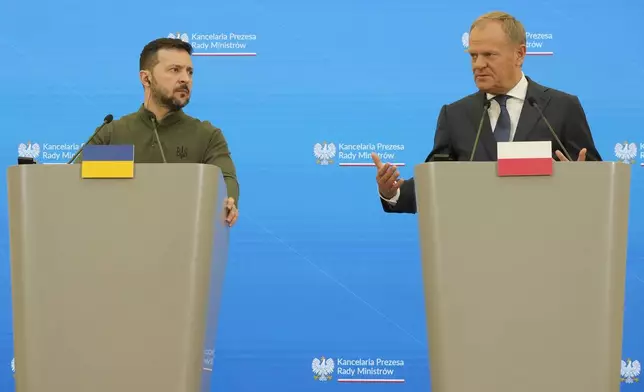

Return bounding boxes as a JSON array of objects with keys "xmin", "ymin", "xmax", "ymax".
[
  {"xmin": 486, "ymin": 72, "xmax": 528, "ymax": 142},
  {"xmin": 381, "ymin": 73, "xmax": 528, "ymax": 205}
]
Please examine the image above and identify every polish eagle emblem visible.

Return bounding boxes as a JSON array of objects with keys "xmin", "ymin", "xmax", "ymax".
[
  {"xmin": 168, "ymin": 32, "xmax": 189, "ymax": 43},
  {"xmin": 312, "ymin": 356, "xmax": 334, "ymax": 381},
  {"xmin": 313, "ymin": 142, "xmax": 336, "ymax": 165},
  {"xmin": 18, "ymin": 142, "xmax": 40, "ymax": 158},
  {"xmin": 614, "ymin": 142, "xmax": 637, "ymax": 164},
  {"xmin": 621, "ymin": 358, "xmax": 641, "ymax": 383},
  {"xmin": 461, "ymin": 32, "xmax": 470, "ymax": 48}
]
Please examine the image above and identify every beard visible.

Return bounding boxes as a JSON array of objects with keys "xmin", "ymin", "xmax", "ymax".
[{"xmin": 149, "ymin": 77, "xmax": 190, "ymax": 112}]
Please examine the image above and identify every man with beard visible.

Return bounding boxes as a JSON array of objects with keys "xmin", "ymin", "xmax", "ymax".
[{"xmin": 75, "ymin": 38, "xmax": 239, "ymax": 226}]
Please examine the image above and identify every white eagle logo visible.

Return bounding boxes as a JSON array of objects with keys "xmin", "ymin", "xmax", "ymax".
[
  {"xmin": 18, "ymin": 142, "xmax": 40, "ymax": 158},
  {"xmin": 313, "ymin": 142, "xmax": 336, "ymax": 165},
  {"xmin": 10, "ymin": 357, "xmax": 14, "ymax": 375},
  {"xmin": 621, "ymin": 358, "xmax": 641, "ymax": 383},
  {"xmin": 461, "ymin": 32, "xmax": 469, "ymax": 48},
  {"xmin": 614, "ymin": 141, "xmax": 637, "ymax": 164},
  {"xmin": 312, "ymin": 356, "xmax": 334, "ymax": 382},
  {"xmin": 168, "ymin": 32, "xmax": 189, "ymax": 43}
]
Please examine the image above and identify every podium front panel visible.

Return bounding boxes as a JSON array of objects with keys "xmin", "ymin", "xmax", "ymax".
[
  {"xmin": 414, "ymin": 162, "xmax": 630, "ymax": 392},
  {"xmin": 7, "ymin": 164, "xmax": 229, "ymax": 392}
]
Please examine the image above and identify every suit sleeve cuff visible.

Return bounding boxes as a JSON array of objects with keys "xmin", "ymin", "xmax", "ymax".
[{"xmin": 379, "ymin": 188, "xmax": 400, "ymax": 205}]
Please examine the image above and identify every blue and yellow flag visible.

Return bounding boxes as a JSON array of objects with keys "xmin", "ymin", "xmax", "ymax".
[{"xmin": 81, "ymin": 145, "xmax": 134, "ymax": 179}]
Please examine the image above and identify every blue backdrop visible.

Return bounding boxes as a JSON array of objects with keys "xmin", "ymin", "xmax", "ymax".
[{"xmin": 1, "ymin": 0, "xmax": 643, "ymax": 390}]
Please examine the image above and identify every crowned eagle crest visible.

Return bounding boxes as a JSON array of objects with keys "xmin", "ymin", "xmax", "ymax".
[
  {"xmin": 614, "ymin": 142, "xmax": 637, "ymax": 164},
  {"xmin": 18, "ymin": 142, "xmax": 40, "ymax": 158},
  {"xmin": 168, "ymin": 32, "xmax": 189, "ymax": 43},
  {"xmin": 312, "ymin": 356, "xmax": 334, "ymax": 381},
  {"xmin": 621, "ymin": 358, "xmax": 641, "ymax": 383},
  {"xmin": 313, "ymin": 142, "xmax": 336, "ymax": 165}
]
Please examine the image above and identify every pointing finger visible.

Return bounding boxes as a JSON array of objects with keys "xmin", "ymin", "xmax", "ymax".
[{"xmin": 371, "ymin": 152, "xmax": 383, "ymax": 169}]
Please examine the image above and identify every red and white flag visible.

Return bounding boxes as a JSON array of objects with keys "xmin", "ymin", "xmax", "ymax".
[{"xmin": 497, "ymin": 141, "xmax": 553, "ymax": 177}]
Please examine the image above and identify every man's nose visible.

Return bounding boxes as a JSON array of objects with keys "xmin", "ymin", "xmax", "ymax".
[
  {"xmin": 472, "ymin": 56, "xmax": 486, "ymax": 69},
  {"xmin": 178, "ymin": 70, "xmax": 191, "ymax": 83}
]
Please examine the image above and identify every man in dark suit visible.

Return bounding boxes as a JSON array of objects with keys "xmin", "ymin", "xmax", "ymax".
[{"xmin": 373, "ymin": 11, "xmax": 601, "ymax": 214}]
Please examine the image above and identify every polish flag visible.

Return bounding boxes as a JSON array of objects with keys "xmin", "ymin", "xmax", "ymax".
[{"xmin": 497, "ymin": 141, "xmax": 553, "ymax": 177}]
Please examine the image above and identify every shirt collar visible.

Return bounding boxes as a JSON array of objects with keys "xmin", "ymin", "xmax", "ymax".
[
  {"xmin": 486, "ymin": 72, "xmax": 528, "ymax": 102},
  {"xmin": 137, "ymin": 104, "xmax": 186, "ymax": 128}
]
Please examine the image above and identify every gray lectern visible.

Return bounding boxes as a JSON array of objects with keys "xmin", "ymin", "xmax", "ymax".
[
  {"xmin": 7, "ymin": 163, "xmax": 230, "ymax": 392},
  {"xmin": 414, "ymin": 161, "xmax": 630, "ymax": 392}
]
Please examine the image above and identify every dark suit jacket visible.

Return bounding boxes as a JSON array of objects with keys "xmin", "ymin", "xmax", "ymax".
[{"xmin": 381, "ymin": 76, "xmax": 602, "ymax": 214}]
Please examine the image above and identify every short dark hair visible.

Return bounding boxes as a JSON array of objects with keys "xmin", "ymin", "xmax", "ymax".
[{"xmin": 139, "ymin": 38, "xmax": 193, "ymax": 71}]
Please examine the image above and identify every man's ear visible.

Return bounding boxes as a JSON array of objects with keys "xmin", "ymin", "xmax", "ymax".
[
  {"xmin": 516, "ymin": 44, "xmax": 527, "ymax": 67},
  {"xmin": 139, "ymin": 70, "xmax": 151, "ymax": 86}
]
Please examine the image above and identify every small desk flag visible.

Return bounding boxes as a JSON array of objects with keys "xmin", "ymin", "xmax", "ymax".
[
  {"xmin": 81, "ymin": 145, "xmax": 134, "ymax": 179},
  {"xmin": 497, "ymin": 141, "xmax": 553, "ymax": 177}
]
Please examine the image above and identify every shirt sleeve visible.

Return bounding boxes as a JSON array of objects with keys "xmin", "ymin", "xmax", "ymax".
[{"xmin": 201, "ymin": 122, "xmax": 240, "ymax": 207}]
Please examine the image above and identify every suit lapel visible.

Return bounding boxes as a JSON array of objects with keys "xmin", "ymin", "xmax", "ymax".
[
  {"xmin": 479, "ymin": 110, "xmax": 497, "ymax": 160},
  {"xmin": 469, "ymin": 77, "xmax": 553, "ymax": 160},
  {"xmin": 513, "ymin": 78, "xmax": 551, "ymax": 142}
]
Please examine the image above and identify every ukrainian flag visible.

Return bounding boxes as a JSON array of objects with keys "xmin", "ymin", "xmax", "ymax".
[{"xmin": 81, "ymin": 145, "xmax": 135, "ymax": 179}]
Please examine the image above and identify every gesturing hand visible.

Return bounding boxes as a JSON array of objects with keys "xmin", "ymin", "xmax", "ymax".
[
  {"xmin": 372, "ymin": 152, "xmax": 404, "ymax": 199},
  {"xmin": 224, "ymin": 197, "xmax": 238, "ymax": 227},
  {"xmin": 556, "ymin": 148, "xmax": 587, "ymax": 161}
]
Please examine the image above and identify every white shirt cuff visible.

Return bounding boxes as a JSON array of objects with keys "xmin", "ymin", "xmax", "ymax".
[{"xmin": 379, "ymin": 188, "xmax": 400, "ymax": 205}]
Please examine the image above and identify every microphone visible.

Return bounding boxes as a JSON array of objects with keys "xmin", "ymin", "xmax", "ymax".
[
  {"xmin": 469, "ymin": 99, "xmax": 492, "ymax": 161},
  {"xmin": 150, "ymin": 116, "xmax": 167, "ymax": 163},
  {"xmin": 67, "ymin": 114, "xmax": 114, "ymax": 164},
  {"xmin": 527, "ymin": 97, "xmax": 573, "ymax": 161}
]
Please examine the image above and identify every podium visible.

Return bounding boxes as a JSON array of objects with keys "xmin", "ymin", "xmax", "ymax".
[
  {"xmin": 414, "ymin": 161, "xmax": 630, "ymax": 392},
  {"xmin": 7, "ymin": 163, "xmax": 230, "ymax": 392}
]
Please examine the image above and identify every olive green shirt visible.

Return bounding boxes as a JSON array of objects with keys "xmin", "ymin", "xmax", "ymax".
[{"xmin": 75, "ymin": 105, "xmax": 239, "ymax": 205}]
